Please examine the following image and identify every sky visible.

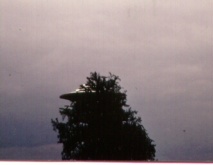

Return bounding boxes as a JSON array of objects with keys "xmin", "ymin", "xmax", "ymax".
[{"xmin": 0, "ymin": 0, "xmax": 213, "ymax": 161}]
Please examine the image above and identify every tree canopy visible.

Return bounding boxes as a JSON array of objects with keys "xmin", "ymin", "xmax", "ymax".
[{"xmin": 51, "ymin": 72, "xmax": 156, "ymax": 160}]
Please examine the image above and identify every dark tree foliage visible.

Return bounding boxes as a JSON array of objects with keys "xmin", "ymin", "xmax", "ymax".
[{"xmin": 51, "ymin": 72, "xmax": 155, "ymax": 160}]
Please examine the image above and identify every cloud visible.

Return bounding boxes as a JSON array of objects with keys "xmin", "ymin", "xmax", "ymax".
[
  {"xmin": 0, "ymin": 0, "xmax": 213, "ymax": 161},
  {"xmin": 0, "ymin": 144, "xmax": 62, "ymax": 160}
]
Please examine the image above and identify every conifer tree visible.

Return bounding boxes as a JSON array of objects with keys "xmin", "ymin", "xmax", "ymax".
[{"xmin": 52, "ymin": 72, "xmax": 155, "ymax": 160}]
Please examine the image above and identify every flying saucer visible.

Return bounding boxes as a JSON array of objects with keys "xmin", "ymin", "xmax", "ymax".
[{"xmin": 60, "ymin": 84, "xmax": 95, "ymax": 101}]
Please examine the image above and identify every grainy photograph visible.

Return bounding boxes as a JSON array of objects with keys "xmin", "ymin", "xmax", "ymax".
[{"xmin": 0, "ymin": 0, "xmax": 212, "ymax": 162}]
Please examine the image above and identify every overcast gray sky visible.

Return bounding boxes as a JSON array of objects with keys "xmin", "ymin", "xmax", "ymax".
[{"xmin": 0, "ymin": 0, "xmax": 213, "ymax": 161}]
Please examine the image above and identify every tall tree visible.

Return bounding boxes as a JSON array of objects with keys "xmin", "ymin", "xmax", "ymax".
[{"xmin": 51, "ymin": 72, "xmax": 155, "ymax": 160}]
